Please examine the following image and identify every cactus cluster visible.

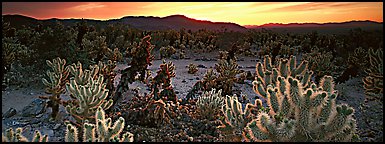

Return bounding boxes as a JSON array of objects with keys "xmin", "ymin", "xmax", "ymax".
[
  {"xmin": 65, "ymin": 107, "xmax": 134, "ymax": 142},
  {"xmin": 159, "ymin": 45, "xmax": 176, "ymax": 58},
  {"xmin": 253, "ymin": 55, "xmax": 311, "ymax": 99},
  {"xmin": 66, "ymin": 61, "xmax": 113, "ymax": 124},
  {"xmin": 187, "ymin": 63, "xmax": 198, "ymax": 74},
  {"xmin": 363, "ymin": 48, "xmax": 383, "ymax": 99},
  {"xmin": 2, "ymin": 128, "xmax": 48, "ymax": 142},
  {"xmin": 246, "ymin": 55, "xmax": 357, "ymax": 142},
  {"xmin": 218, "ymin": 95, "xmax": 263, "ymax": 142},
  {"xmin": 116, "ymin": 35, "xmax": 154, "ymax": 102},
  {"xmin": 40, "ymin": 57, "xmax": 69, "ymax": 119},
  {"xmin": 196, "ymin": 89, "xmax": 225, "ymax": 120},
  {"xmin": 151, "ymin": 60, "xmax": 177, "ymax": 102},
  {"xmin": 247, "ymin": 75, "xmax": 357, "ymax": 142}
]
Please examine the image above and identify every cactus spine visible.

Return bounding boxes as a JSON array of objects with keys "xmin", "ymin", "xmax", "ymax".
[
  {"xmin": 247, "ymin": 55, "xmax": 357, "ymax": 142},
  {"xmin": 363, "ymin": 48, "xmax": 383, "ymax": 99},
  {"xmin": 40, "ymin": 57, "xmax": 69, "ymax": 119},
  {"xmin": 65, "ymin": 107, "xmax": 134, "ymax": 142},
  {"xmin": 218, "ymin": 95, "xmax": 263, "ymax": 142},
  {"xmin": 2, "ymin": 128, "xmax": 48, "ymax": 142}
]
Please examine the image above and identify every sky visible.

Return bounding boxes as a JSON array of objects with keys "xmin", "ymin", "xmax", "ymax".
[{"xmin": 2, "ymin": 2, "xmax": 383, "ymax": 26}]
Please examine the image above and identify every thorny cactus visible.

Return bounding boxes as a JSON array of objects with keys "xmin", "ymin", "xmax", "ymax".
[
  {"xmin": 122, "ymin": 93, "xmax": 172, "ymax": 128},
  {"xmin": 151, "ymin": 60, "xmax": 177, "ymax": 102},
  {"xmin": 40, "ymin": 57, "xmax": 69, "ymax": 120},
  {"xmin": 218, "ymin": 95, "xmax": 263, "ymax": 142},
  {"xmin": 65, "ymin": 107, "xmax": 134, "ymax": 142},
  {"xmin": 196, "ymin": 89, "xmax": 225, "ymax": 120},
  {"xmin": 67, "ymin": 61, "xmax": 99, "ymax": 86},
  {"xmin": 247, "ymin": 61, "xmax": 358, "ymax": 141},
  {"xmin": 187, "ymin": 63, "xmax": 199, "ymax": 74},
  {"xmin": 302, "ymin": 47, "xmax": 344, "ymax": 81},
  {"xmin": 253, "ymin": 55, "xmax": 311, "ymax": 99},
  {"xmin": 116, "ymin": 35, "xmax": 154, "ymax": 103},
  {"xmin": 215, "ymin": 59, "xmax": 242, "ymax": 96},
  {"xmin": 348, "ymin": 47, "xmax": 369, "ymax": 73},
  {"xmin": 363, "ymin": 48, "xmax": 383, "ymax": 100},
  {"xmin": 66, "ymin": 74, "xmax": 114, "ymax": 124},
  {"xmin": 96, "ymin": 60, "xmax": 117, "ymax": 100},
  {"xmin": 2, "ymin": 127, "xmax": 48, "ymax": 142},
  {"xmin": 159, "ymin": 45, "xmax": 176, "ymax": 58}
]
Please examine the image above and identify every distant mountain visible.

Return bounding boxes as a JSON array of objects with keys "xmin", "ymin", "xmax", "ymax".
[
  {"xmin": 244, "ymin": 20, "xmax": 383, "ymax": 34},
  {"xmin": 2, "ymin": 14, "xmax": 247, "ymax": 32}
]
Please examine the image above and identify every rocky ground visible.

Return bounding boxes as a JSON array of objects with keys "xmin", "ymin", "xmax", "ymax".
[{"xmin": 1, "ymin": 52, "xmax": 383, "ymax": 142}]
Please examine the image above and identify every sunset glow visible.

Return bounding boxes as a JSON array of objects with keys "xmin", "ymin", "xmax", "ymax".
[{"xmin": 2, "ymin": 2, "xmax": 383, "ymax": 25}]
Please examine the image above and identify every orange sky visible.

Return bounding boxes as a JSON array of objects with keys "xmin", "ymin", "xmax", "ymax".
[{"xmin": 2, "ymin": 2, "xmax": 383, "ymax": 25}]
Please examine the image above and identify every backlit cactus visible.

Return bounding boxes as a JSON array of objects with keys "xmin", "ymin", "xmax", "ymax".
[
  {"xmin": 253, "ymin": 55, "xmax": 311, "ymax": 99},
  {"xmin": 40, "ymin": 57, "xmax": 69, "ymax": 119},
  {"xmin": 218, "ymin": 95, "xmax": 263, "ymax": 142},
  {"xmin": 363, "ymin": 48, "xmax": 383, "ymax": 99},
  {"xmin": 215, "ymin": 59, "xmax": 242, "ymax": 96},
  {"xmin": 2, "ymin": 127, "xmax": 48, "ymax": 142},
  {"xmin": 247, "ymin": 57, "xmax": 357, "ymax": 141},
  {"xmin": 65, "ymin": 107, "xmax": 134, "ymax": 142},
  {"xmin": 196, "ymin": 89, "xmax": 225, "ymax": 120},
  {"xmin": 66, "ymin": 74, "xmax": 113, "ymax": 124}
]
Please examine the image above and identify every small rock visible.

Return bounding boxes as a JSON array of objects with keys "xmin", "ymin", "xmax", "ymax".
[
  {"xmin": 197, "ymin": 64, "xmax": 207, "ymax": 68},
  {"xmin": 3, "ymin": 108, "xmax": 17, "ymax": 118},
  {"xmin": 22, "ymin": 99, "xmax": 46, "ymax": 117},
  {"xmin": 182, "ymin": 79, "xmax": 187, "ymax": 83},
  {"xmin": 53, "ymin": 124, "xmax": 61, "ymax": 130},
  {"xmin": 195, "ymin": 77, "xmax": 199, "ymax": 80}
]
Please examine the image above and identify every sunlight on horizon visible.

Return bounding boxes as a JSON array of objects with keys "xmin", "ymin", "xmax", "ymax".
[{"xmin": 2, "ymin": 2, "xmax": 383, "ymax": 25}]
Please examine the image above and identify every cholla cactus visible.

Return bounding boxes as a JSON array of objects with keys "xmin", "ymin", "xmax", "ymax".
[
  {"xmin": 348, "ymin": 47, "xmax": 369, "ymax": 72},
  {"xmin": 253, "ymin": 55, "xmax": 311, "ymax": 99},
  {"xmin": 96, "ymin": 60, "xmax": 117, "ymax": 100},
  {"xmin": 40, "ymin": 57, "xmax": 69, "ymax": 119},
  {"xmin": 65, "ymin": 107, "xmax": 134, "ymax": 142},
  {"xmin": 363, "ymin": 48, "xmax": 383, "ymax": 99},
  {"xmin": 187, "ymin": 63, "xmax": 198, "ymax": 74},
  {"xmin": 303, "ymin": 47, "xmax": 343, "ymax": 81},
  {"xmin": 215, "ymin": 59, "xmax": 242, "ymax": 96},
  {"xmin": 67, "ymin": 61, "xmax": 99, "ymax": 86},
  {"xmin": 159, "ymin": 45, "xmax": 176, "ymax": 58},
  {"xmin": 151, "ymin": 60, "xmax": 177, "ymax": 102},
  {"xmin": 2, "ymin": 127, "xmax": 48, "ymax": 142},
  {"xmin": 247, "ymin": 64, "xmax": 357, "ymax": 141},
  {"xmin": 196, "ymin": 89, "xmax": 225, "ymax": 120},
  {"xmin": 66, "ymin": 74, "xmax": 113, "ymax": 124},
  {"xmin": 218, "ymin": 95, "xmax": 263, "ymax": 142},
  {"xmin": 116, "ymin": 35, "xmax": 154, "ymax": 102}
]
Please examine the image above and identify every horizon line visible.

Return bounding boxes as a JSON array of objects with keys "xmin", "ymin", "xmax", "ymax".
[{"xmin": 2, "ymin": 13, "xmax": 383, "ymax": 27}]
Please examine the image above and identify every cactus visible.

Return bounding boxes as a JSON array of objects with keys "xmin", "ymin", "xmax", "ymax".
[
  {"xmin": 40, "ymin": 57, "xmax": 69, "ymax": 119},
  {"xmin": 159, "ymin": 45, "xmax": 176, "ymax": 58},
  {"xmin": 67, "ymin": 61, "xmax": 99, "ymax": 86},
  {"xmin": 218, "ymin": 95, "xmax": 263, "ymax": 142},
  {"xmin": 151, "ymin": 60, "xmax": 177, "ymax": 102},
  {"xmin": 65, "ymin": 107, "xmax": 134, "ymax": 142},
  {"xmin": 247, "ymin": 57, "xmax": 357, "ymax": 141},
  {"xmin": 196, "ymin": 89, "xmax": 225, "ymax": 120},
  {"xmin": 2, "ymin": 127, "xmax": 48, "ymax": 142},
  {"xmin": 66, "ymin": 74, "xmax": 113, "ymax": 124},
  {"xmin": 302, "ymin": 47, "xmax": 343, "ymax": 82},
  {"xmin": 253, "ymin": 55, "xmax": 311, "ymax": 99},
  {"xmin": 96, "ymin": 60, "xmax": 117, "ymax": 101},
  {"xmin": 116, "ymin": 35, "xmax": 154, "ymax": 103},
  {"xmin": 347, "ymin": 47, "xmax": 369, "ymax": 73},
  {"xmin": 363, "ymin": 48, "xmax": 383, "ymax": 99},
  {"xmin": 187, "ymin": 63, "xmax": 198, "ymax": 74},
  {"xmin": 215, "ymin": 59, "xmax": 242, "ymax": 96}
]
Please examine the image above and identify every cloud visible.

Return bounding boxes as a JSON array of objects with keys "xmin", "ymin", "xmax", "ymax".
[{"xmin": 68, "ymin": 2, "xmax": 105, "ymax": 11}]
